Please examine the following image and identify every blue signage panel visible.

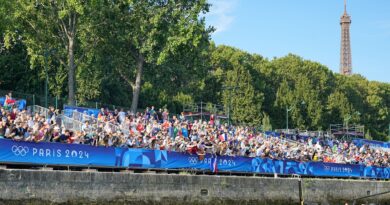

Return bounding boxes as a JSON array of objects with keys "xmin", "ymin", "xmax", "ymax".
[
  {"xmin": 265, "ymin": 131, "xmax": 390, "ymax": 150},
  {"xmin": 63, "ymin": 105, "xmax": 100, "ymax": 118},
  {"xmin": 306, "ymin": 162, "xmax": 362, "ymax": 178},
  {"xmin": 0, "ymin": 139, "xmax": 389, "ymax": 179},
  {"xmin": 0, "ymin": 139, "xmax": 117, "ymax": 167},
  {"xmin": 352, "ymin": 138, "xmax": 390, "ymax": 150},
  {"xmin": 0, "ymin": 97, "xmax": 27, "ymax": 110}
]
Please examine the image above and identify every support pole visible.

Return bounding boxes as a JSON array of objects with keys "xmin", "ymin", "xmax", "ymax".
[
  {"xmin": 200, "ymin": 101, "xmax": 203, "ymax": 121},
  {"xmin": 286, "ymin": 106, "xmax": 289, "ymax": 131},
  {"xmin": 228, "ymin": 93, "xmax": 231, "ymax": 126},
  {"xmin": 298, "ymin": 178, "xmax": 304, "ymax": 205},
  {"xmin": 388, "ymin": 123, "xmax": 390, "ymax": 139},
  {"xmin": 55, "ymin": 96, "xmax": 58, "ymax": 110},
  {"xmin": 32, "ymin": 94, "xmax": 35, "ymax": 111},
  {"xmin": 44, "ymin": 51, "xmax": 49, "ymax": 108}
]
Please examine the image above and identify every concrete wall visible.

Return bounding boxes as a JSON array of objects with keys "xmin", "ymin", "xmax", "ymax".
[{"xmin": 0, "ymin": 169, "xmax": 390, "ymax": 205}]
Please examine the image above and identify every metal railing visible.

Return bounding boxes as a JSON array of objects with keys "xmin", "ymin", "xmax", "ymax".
[
  {"xmin": 65, "ymin": 109, "xmax": 130, "ymax": 136},
  {"xmin": 69, "ymin": 110, "xmax": 97, "ymax": 123},
  {"xmin": 0, "ymin": 89, "xmax": 135, "ymax": 113},
  {"xmin": 28, "ymin": 105, "xmax": 51, "ymax": 119},
  {"xmin": 61, "ymin": 115, "xmax": 83, "ymax": 132},
  {"xmin": 28, "ymin": 104, "xmax": 130, "ymax": 136},
  {"xmin": 28, "ymin": 105, "xmax": 85, "ymax": 133},
  {"xmin": 275, "ymin": 129, "xmax": 331, "ymax": 138}
]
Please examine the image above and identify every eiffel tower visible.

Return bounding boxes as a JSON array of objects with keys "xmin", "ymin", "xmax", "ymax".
[{"xmin": 340, "ymin": 0, "xmax": 352, "ymax": 75}]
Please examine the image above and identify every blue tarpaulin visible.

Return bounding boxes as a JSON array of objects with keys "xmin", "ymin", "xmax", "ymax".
[
  {"xmin": 0, "ymin": 139, "xmax": 389, "ymax": 179},
  {"xmin": 63, "ymin": 105, "xmax": 100, "ymax": 117},
  {"xmin": 0, "ymin": 97, "xmax": 27, "ymax": 111},
  {"xmin": 265, "ymin": 131, "xmax": 390, "ymax": 150}
]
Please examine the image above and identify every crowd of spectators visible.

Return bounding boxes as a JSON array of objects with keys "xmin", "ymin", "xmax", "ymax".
[{"xmin": 0, "ymin": 100, "xmax": 389, "ymax": 168}]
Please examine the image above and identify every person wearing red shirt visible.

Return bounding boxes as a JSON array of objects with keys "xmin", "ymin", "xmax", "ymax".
[
  {"xmin": 136, "ymin": 122, "xmax": 144, "ymax": 133},
  {"xmin": 5, "ymin": 92, "xmax": 16, "ymax": 106}
]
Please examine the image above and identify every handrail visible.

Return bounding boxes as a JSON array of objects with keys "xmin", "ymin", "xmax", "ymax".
[
  {"xmin": 28, "ymin": 105, "xmax": 51, "ymax": 119},
  {"xmin": 65, "ymin": 109, "xmax": 130, "ymax": 136},
  {"xmin": 60, "ymin": 115, "xmax": 84, "ymax": 132}
]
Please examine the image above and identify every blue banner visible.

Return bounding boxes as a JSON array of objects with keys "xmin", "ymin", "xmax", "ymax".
[
  {"xmin": 0, "ymin": 97, "xmax": 27, "ymax": 111},
  {"xmin": 0, "ymin": 139, "xmax": 117, "ymax": 167},
  {"xmin": 265, "ymin": 131, "xmax": 390, "ymax": 150},
  {"xmin": 63, "ymin": 105, "xmax": 100, "ymax": 118},
  {"xmin": 0, "ymin": 139, "xmax": 389, "ymax": 179},
  {"xmin": 352, "ymin": 138, "xmax": 390, "ymax": 150}
]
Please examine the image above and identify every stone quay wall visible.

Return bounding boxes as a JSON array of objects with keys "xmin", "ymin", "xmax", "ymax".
[{"xmin": 0, "ymin": 169, "xmax": 390, "ymax": 205}]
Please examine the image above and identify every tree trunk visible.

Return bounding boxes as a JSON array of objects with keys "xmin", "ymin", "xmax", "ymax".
[
  {"xmin": 68, "ymin": 37, "xmax": 75, "ymax": 105},
  {"xmin": 130, "ymin": 54, "xmax": 144, "ymax": 114}
]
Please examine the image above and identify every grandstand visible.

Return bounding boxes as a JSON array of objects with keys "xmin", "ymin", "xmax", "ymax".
[{"xmin": 0, "ymin": 97, "xmax": 389, "ymax": 180}]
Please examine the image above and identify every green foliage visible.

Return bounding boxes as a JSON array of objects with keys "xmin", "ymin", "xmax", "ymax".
[
  {"xmin": 365, "ymin": 129, "xmax": 373, "ymax": 140},
  {"xmin": 262, "ymin": 113, "xmax": 273, "ymax": 132},
  {"xmin": 0, "ymin": 41, "xmax": 41, "ymax": 93},
  {"xmin": 0, "ymin": 1, "xmax": 389, "ymax": 140},
  {"xmin": 93, "ymin": 0, "xmax": 212, "ymax": 112},
  {"xmin": 209, "ymin": 45, "xmax": 263, "ymax": 125},
  {"xmin": 205, "ymin": 46, "xmax": 389, "ymax": 139}
]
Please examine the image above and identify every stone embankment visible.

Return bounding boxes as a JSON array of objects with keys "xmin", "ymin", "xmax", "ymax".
[{"xmin": 0, "ymin": 169, "xmax": 389, "ymax": 205}]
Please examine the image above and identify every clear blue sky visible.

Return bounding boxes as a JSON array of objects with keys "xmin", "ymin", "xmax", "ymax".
[{"xmin": 205, "ymin": 0, "xmax": 390, "ymax": 83}]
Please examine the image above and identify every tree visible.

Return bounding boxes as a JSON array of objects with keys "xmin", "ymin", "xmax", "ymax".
[
  {"xmin": 1, "ymin": 1, "xmax": 390, "ymax": 139},
  {"xmin": 262, "ymin": 112, "xmax": 272, "ymax": 131},
  {"xmin": 365, "ymin": 129, "xmax": 372, "ymax": 140},
  {"xmin": 0, "ymin": 40, "xmax": 41, "ymax": 94},
  {"xmin": 108, "ymin": 0, "xmax": 212, "ymax": 113},
  {"xmin": 211, "ymin": 46, "xmax": 263, "ymax": 125},
  {"xmin": 7, "ymin": 0, "xmax": 106, "ymax": 105}
]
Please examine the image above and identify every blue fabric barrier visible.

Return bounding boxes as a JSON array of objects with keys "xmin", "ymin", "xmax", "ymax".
[
  {"xmin": 0, "ymin": 139, "xmax": 117, "ymax": 166},
  {"xmin": 0, "ymin": 139, "xmax": 389, "ymax": 179},
  {"xmin": 63, "ymin": 105, "xmax": 100, "ymax": 117},
  {"xmin": 0, "ymin": 97, "xmax": 27, "ymax": 111},
  {"xmin": 265, "ymin": 131, "xmax": 390, "ymax": 150},
  {"xmin": 0, "ymin": 97, "xmax": 5, "ymax": 106},
  {"xmin": 352, "ymin": 138, "xmax": 390, "ymax": 150}
]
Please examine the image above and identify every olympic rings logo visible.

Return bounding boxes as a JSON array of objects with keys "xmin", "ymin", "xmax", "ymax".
[
  {"xmin": 188, "ymin": 157, "xmax": 198, "ymax": 164},
  {"xmin": 11, "ymin": 145, "xmax": 29, "ymax": 157}
]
